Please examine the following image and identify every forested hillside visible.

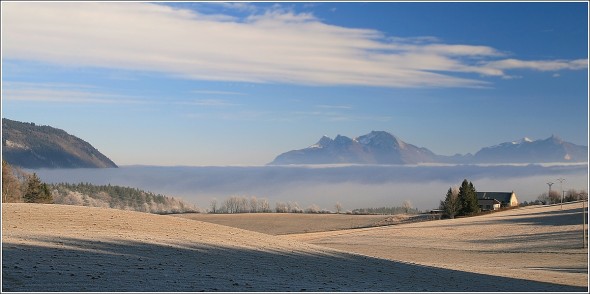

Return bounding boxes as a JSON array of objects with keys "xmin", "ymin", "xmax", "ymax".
[
  {"xmin": 2, "ymin": 160, "xmax": 199, "ymax": 214},
  {"xmin": 51, "ymin": 183, "xmax": 200, "ymax": 214},
  {"xmin": 2, "ymin": 118, "xmax": 118, "ymax": 168}
]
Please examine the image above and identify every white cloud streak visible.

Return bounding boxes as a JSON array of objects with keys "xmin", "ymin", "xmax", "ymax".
[
  {"xmin": 2, "ymin": 2, "xmax": 586, "ymax": 89},
  {"xmin": 2, "ymin": 82, "xmax": 144, "ymax": 104},
  {"xmin": 182, "ymin": 99, "xmax": 241, "ymax": 107},
  {"xmin": 484, "ymin": 58, "xmax": 588, "ymax": 72},
  {"xmin": 191, "ymin": 90, "xmax": 246, "ymax": 96}
]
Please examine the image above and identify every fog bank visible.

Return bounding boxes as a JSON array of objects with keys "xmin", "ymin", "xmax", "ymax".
[{"xmin": 32, "ymin": 164, "xmax": 588, "ymax": 211}]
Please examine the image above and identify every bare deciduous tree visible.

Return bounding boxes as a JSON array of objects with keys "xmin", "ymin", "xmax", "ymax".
[
  {"xmin": 259, "ymin": 198, "xmax": 271, "ymax": 212},
  {"xmin": 249, "ymin": 196, "xmax": 259, "ymax": 213},
  {"xmin": 402, "ymin": 200, "xmax": 412, "ymax": 214},
  {"xmin": 2, "ymin": 160, "xmax": 23, "ymax": 203},
  {"xmin": 275, "ymin": 202, "xmax": 288, "ymax": 213},
  {"xmin": 210, "ymin": 198, "xmax": 218, "ymax": 213},
  {"xmin": 305, "ymin": 204, "xmax": 320, "ymax": 213},
  {"xmin": 335, "ymin": 202, "xmax": 342, "ymax": 214}
]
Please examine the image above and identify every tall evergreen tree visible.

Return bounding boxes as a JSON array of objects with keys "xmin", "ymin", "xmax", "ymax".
[
  {"xmin": 440, "ymin": 186, "xmax": 461, "ymax": 219},
  {"xmin": 458, "ymin": 179, "xmax": 479, "ymax": 216},
  {"xmin": 23, "ymin": 173, "xmax": 52, "ymax": 204}
]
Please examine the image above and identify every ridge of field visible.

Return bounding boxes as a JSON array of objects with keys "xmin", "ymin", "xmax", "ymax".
[
  {"xmin": 2, "ymin": 203, "xmax": 587, "ymax": 291},
  {"xmin": 285, "ymin": 202, "xmax": 589, "ymax": 289},
  {"xmin": 173, "ymin": 213, "xmax": 431, "ymax": 235}
]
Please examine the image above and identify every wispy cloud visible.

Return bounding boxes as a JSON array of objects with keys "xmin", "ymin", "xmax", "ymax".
[
  {"xmin": 315, "ymin": 104, "xmax": 353, "ymax": 110},
  {"xmin": 483, "ymin": 58, "xmax": 588, "ymax": 72},
  {"xmin": 191, "ymin": 90, "xmax": 246, "ymax": 96},
  {"xmin": 2, "ymin": 81, "xmax": 144, "ymax": 104},
  {"xmin": 2, "ymin": 2, "xmax": 586, "ymax": 89},
  {"xmin": 182, "ymin": 99, "xmax": 241, "ymax": 107},
  {"xmin": 206, "ymin": 2, "xmax": 259, "ymax": 13}
]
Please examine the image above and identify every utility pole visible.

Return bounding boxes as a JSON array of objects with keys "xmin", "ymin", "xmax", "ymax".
[
  {"xmin": 547, "ymin": 182, "xmax": 554, "ymax": 205},
  {"xmin": 557, "ymin": 178, "xmax": 565, "ymax": 209}
]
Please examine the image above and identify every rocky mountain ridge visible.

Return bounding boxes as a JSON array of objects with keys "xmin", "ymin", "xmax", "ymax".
[{"xmin": 269, "ymin": 131, "xmax": 587, "ymax": 165}]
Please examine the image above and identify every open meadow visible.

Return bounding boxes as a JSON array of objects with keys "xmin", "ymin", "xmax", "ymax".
[
  {"xmin": 2, "ymin": 202, "xmax": 588, "ymax": 292},
  {"xmin": 173, "ymin": 212, "xmax": 432, "ymax": 235}
]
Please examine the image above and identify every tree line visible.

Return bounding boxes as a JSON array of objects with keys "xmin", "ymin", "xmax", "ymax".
[
  {"xmin": 210, "ymin": 196, "xmax": 315, "ymax": 214},
  {"xmin": 351, "ymin": 203, "xmax": 420, "ymax": 215},
  {"xmin": 51, "ymin": 182, "xmax": 200, "ymax": 214},
  {"xmin": 536, "ymin": 189, "xmax": 588, "ymax": 205},
  {"xmin": 2, "ymin": 160, "xmax": 199, "ymax": 214},
  {"xmin": 208, "ymin": 195, "xmax": 419, "ymax": 215}
]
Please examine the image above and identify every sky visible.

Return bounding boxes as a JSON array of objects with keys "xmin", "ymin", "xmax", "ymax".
[{"xmin": 2, "ymin": 1, "xmax": 588, "ymax": 166}]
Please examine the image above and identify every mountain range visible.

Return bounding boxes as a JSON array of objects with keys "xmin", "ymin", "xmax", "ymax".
[
  {"xmin": 2, "ymin": 118, "xmax": 118, "ymax": 169},
  {"xmin": 269, "ymin": 131, "xmax": 588, "ymax": 165}
]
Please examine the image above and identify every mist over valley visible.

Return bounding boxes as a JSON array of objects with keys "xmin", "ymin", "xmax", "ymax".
[{"xmin": 31, "ymin": 163, "xmax": 588, "ymax": 211}]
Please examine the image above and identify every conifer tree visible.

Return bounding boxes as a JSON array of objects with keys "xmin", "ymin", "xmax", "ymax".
[
  {"xmin": 23, "ymin": 173, "xmax": 52, "ymax": 204},
  {"xmin": 440, "ymin": 186, "xmax": 461, "ymax": 219},
  {"xmin": 458, "ymin": 179, "xmax": 479, "ymax": 216}
]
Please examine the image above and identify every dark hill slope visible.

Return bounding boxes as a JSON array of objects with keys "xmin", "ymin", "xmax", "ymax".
[{"xmin": 2, "ymin": 118, "xmax": 117, "ymax": 168}]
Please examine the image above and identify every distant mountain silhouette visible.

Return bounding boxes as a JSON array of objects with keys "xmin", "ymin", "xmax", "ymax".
[
  {"xmin": 2, "ymin": 118, "xmax": 117, "ymax": 168},
  {"xmin": 471, "ymin": 135, "xmax": 588, "ymax": 164},
  {"xmin": 269, "ymin": 131, "xmax": 588, "ymax": 165},
  {"xmin": 270, "ymin": 131, "xmax": 437, "ymax": 165}
]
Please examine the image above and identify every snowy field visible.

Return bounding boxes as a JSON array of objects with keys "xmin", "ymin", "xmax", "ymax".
[{"xmin": 2, "ymin": 202, "xmax": 587, "ymax": 291}]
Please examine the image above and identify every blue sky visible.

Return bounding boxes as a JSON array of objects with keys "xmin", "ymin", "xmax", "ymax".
[{"xmin": 2, "ymin": 1, "xmax": 588, "ymax": 166}]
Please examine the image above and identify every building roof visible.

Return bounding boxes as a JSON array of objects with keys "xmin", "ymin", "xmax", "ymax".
[
  {"xmin": 477, "ymin": 192, "xmax": 515, "ymax": 204},
  {"xmin": 478, "ymin": 198, "xmax": 502, "ymax": 205}
]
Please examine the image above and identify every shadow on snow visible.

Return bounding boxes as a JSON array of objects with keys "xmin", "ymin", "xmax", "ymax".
[{"xmin": 2, "ymin": 236, "xmax": 586, "ymax": 292}]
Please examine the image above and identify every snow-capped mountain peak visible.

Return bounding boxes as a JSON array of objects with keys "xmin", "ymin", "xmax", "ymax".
[
  {"xmin": 270, "ymin": 131, "xmax": 437, "ymax": 165},
  {"xmin": 309, "ymin": 135, "xmax": 333, "ymax": 148},
  {"xmin": 356, "ymin": 131, "xmax": 404, "ymax": 149},
  {"xmin": 515, "ymin": 137, "xmax": 533, "ymax": 144},
  {"xmin": 269, "ymin": 132, "xmax": 587, "ymax": 165},
  {"xmin": 473, "ymin": 135, "xmax": 587, "ymax": 163}
]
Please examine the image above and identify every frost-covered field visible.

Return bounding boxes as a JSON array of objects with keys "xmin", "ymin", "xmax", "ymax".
[
  {"xmin": 2, "ymin": 202, "xmax": 587, "ymax": 291},
  {"xmin": 287, "ymin": 202, "xmax": 589, "ymax": 289},
  {"xmin": 174, "ymin": 213, "xmax": 429, "ymax": 235}
]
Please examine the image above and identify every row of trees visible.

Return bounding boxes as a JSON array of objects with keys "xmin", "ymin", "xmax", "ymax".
[
  {"xmin": 352, "ymin": 201, "xmax": 419, "ymax": 215},
  {"xmin": 439, "ymin": 179, "xmax": 480, "ymax": 219},
  {"xmin": 210, "ymin": 196, "xmax": 332, "ymax": 214},
  {"xmin": 2, "ymin": 160, "xmax": 199, "ymax": 214},
  {"xmin": 210, "ymin": 196, "xmax": 272, "ymax": 213},
  {"xmin": 51, "ymin": 182, "xmax": 200, "ymax": 214},
  {"xmin": 2, "ymin": 160, "xmax": 52, "ymax": 204},
  {"xmin": 209, "ymin": 195, "xmax": 418, "ymax": 215},
  {"xmin": 537, "ymin": 189, "xmax": 588, "ymax": 205}
]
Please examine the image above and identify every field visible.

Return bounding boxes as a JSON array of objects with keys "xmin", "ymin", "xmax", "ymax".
[
  {"xmin": 174, "ymin": 212, "xmax": 432, "ymax": 235},
  {"xmin": 2, "ymin": 202, "xmax": 588, "ymax": 291}
]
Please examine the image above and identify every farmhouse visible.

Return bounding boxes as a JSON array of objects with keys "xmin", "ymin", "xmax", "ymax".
[
  {"xmin": 477, "ymin": 191, "xmax": 519, "ymax": 211},
  {"xmin": 478, "ymin": 198, "xmax": 501, "ymax": 211}
]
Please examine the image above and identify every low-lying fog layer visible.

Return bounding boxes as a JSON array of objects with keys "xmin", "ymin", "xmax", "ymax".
[{"xmin": 32, "ymin": 164, "xmax": 588, "ymax": 211}]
